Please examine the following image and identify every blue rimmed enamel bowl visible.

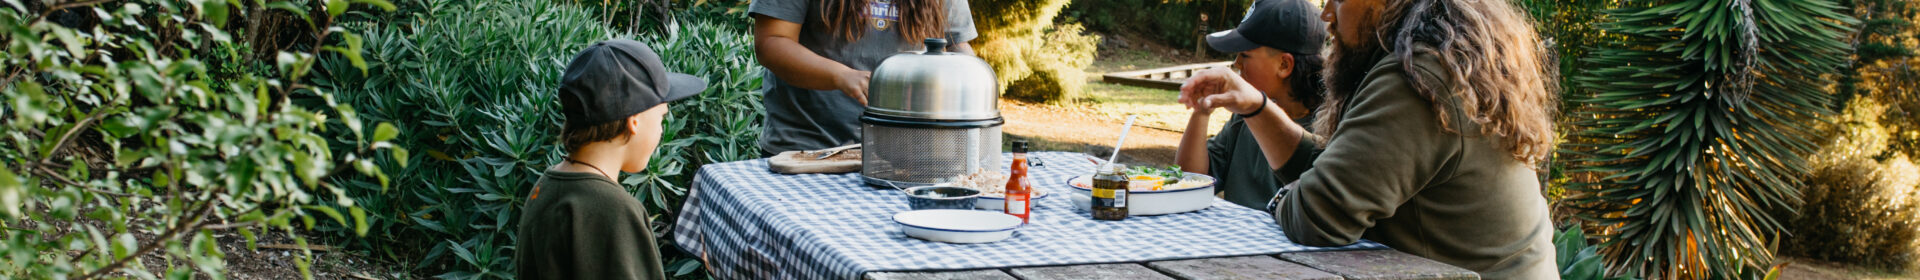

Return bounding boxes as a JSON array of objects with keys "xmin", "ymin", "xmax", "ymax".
[
  {"xmin": 973, "ymin": 190, "xmax": 1051, "ymax": 210},
  {"xmin": 892, "ymin": 209, "xmax": 1023, "ymax": 243}
]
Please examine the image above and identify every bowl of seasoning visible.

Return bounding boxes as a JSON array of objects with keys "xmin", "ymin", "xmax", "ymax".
[{"xmin": 905, "ymin": 185, "xmax": 981, "ymax": 210}]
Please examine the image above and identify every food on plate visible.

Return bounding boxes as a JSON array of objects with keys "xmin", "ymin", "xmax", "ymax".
[
  {"xmin": 1070, "ymin": 165, "xmax": 1213, "ymax": 191},
  {"xmin": 950, "ymin": 168, "xmax": 1044, "ymax": 198}
]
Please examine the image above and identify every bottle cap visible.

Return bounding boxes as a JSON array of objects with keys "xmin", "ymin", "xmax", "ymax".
[{"xmin": 1011, "ymin": 140, "xmax": 1029, "ymax": 153}]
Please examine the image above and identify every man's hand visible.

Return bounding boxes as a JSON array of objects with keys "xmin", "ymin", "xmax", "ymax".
[
  {"xmin": 1179, "ymin": 69, "xmax": 1268, "ymax": 115},
  {"xmin": 834, "ymin": 68, "xmax": 872, "ymax": 105}
]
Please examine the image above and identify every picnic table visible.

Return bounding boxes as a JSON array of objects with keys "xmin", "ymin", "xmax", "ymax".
[{"xmin": 673, "ymin": 152, "xmax": 1480, "ymax": 280}]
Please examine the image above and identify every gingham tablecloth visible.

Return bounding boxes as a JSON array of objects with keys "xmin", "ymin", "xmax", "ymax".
[{"xmin": 672, "ymin": 152, "xmax": 1383, "ymax": 279}]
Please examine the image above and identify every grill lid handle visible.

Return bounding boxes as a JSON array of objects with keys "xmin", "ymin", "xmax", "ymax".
[{"xmin": 923, "ymin": 38, "xmax": 948, "ymax": 55}]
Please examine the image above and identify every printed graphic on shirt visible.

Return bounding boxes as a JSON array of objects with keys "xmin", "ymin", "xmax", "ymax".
[{"xmin": 869, "ymin": 0, "xmax": 898, "ymax": 31}]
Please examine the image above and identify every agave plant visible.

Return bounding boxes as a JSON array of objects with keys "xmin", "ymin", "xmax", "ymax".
[{"xmin": 1560, "ymin": 0, "xmax": 1856, "ymax": 278}]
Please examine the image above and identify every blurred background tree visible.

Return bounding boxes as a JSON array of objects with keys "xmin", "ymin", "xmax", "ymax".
[
  {"xmin": 971, "ymin": 0, "xmax": 1102, "ymax": 102},
  {"xmin": 1775, "ymin": 0, "xmax": 1920, "ymax": 273}
]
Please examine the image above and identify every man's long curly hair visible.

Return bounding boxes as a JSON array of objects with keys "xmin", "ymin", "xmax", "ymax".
[{"xmin": 1315, "ymin": 0, "xmax": 1558, "ymax": 167}]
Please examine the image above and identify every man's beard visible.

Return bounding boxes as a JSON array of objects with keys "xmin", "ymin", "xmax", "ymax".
[
  {"xmin": 1311, "ymin": 36, "xmax": 1390, "ymax": 135},
  {"xmin": 1325, "ymin": 39, "xmax": 1389, "ymax": 105}
]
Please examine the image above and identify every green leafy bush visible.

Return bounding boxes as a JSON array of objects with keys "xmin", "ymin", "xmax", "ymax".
[
  {"xmin": 1777, "ymin": 0, "xmax": 1920, "ymax": 271},
  {"xmin": 1, "ymin": 0, "xmax": 395, "ymax": 278},
  {"xmin": 1781, "ymin": 97, "xmax": 1920, "ymax": 272},
  {"xmin": 971, "ymin": 0, "xmax": 1099, "ymax": 103},
  {"xmin": 311, "ymin": 0, "xmax": 760, "ymax": 277},
  {"xmin": 1556, "ymin": 227, "xmax": 1638, "ymax": 280},
  {"xmin": 1003, "ymin": 23, "xmax": 1098, "ymax": 102}
]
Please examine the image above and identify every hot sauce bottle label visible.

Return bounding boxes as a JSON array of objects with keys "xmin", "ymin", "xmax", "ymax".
[{"xmin": 1008, "ymin": 197, "xmax": 1028, "ymax": 215}]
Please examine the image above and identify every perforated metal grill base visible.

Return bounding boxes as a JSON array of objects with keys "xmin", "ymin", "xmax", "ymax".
[{"xmin": 861, "ymin": 124, "xmax": 1002, "ymax": 187}]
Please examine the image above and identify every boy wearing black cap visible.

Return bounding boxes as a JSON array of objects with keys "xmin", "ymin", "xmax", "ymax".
[
  {"xmin": 1175, "ymin": 0, "xmax": 1328, "ymax": 210},
  {"xmin": 515, "ymin": 39, "xmax": 707, "ymax": 280}
]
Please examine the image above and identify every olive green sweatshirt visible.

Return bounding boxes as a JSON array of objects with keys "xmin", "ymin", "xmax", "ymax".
[
  {"xmin": 1271, "ymin": 55, "xmax": 1556, "ymax": 280},
  {"xmin": 516, "ymin": 169, "xmax": 665, "ymax": 280}
]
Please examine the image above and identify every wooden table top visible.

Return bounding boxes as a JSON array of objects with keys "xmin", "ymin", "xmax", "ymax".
[{"xmin": 866, "ymin": 249, "xmax": 1480, "ymax": 280}]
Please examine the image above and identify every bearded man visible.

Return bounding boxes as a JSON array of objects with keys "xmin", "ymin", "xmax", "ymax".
[{"xmin": 1177, "ymin": 0, "xmax": 1559, "ymax": 277}]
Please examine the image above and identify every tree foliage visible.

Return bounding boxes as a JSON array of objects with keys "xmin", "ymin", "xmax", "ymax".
[
  {"xmin": 1559, "ymin": 0, "xmax": 1857, "ymax": 278},
  {"xmin": 1776, "ymin": 0, "xmax": 1920, "ymax": 271},
  {"xmin": 971, "ymin": 0, "xmax": 1100, "ymax": 102},
  {"xmin": 0, "ymin": 0, "xmax": 395, "ymax": 278}
]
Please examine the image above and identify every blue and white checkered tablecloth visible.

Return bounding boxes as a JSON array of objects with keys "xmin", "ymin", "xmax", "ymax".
[{"xmin": 672, "ymin": 152, "xmax": 1383, "ymax": 279}]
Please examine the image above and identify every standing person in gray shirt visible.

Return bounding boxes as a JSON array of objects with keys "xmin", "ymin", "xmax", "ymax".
[{"xmin": 751, "ymin": 0, "xmax": 979, "ymax": 155}]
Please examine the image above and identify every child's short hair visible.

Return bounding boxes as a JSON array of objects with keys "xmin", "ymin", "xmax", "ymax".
[{"xmin": 562, "ymin": 119, "xmax": 632, "ymax": 154}]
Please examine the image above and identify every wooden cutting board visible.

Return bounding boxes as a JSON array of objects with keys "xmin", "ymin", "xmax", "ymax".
[{"xmin": 768, "ymin": 146, "xmax": 862, "ymax": 174}]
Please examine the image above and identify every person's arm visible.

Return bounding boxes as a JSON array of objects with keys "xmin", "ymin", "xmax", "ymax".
[
  {"xmin": 950, "ymin": 42, "xmax": 974, "ymax": 55},
  {"xmin": 945, "ymin": 0, "xmax": 978, "ymax": 55},
  {"xmin": 1270, "ymin": 69, "xmax": 1452, "ymax": 246},
  {"xmin": 1176, "ymin": 111, "xmax": 1214, "ymax": 174},
  {"xmin": 752, "ymin": 15, "xmax": 873, "ymax": 105},
  {"xmin": 1179, "ymin": 69, "xmax": 1307, "ymax": 170}
]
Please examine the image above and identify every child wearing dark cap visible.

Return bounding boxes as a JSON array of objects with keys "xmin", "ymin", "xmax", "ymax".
[
  {"xmin": 1175, "ymin": 0, "xmax": 1329, "ymax": 210},
  {"xmin": 515, "ymin": 39, "xmax": 707, "ymax": 280}
]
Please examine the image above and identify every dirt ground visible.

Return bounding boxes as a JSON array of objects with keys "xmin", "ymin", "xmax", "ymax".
[{"xmin": 1002, "ymin": 99, "xmax": 1188, "ymax": 166}]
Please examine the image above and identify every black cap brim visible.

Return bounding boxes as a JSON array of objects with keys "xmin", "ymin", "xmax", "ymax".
[
  {"xmin": 661, "ymin": 72, "xmax": 708, "ymax": 104},
  {"xmin": 1205, "ymin": 29, "xmax": 1261, "ymax": 53}
]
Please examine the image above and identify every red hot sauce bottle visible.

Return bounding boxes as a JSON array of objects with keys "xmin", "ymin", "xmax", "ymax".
[{"xmin": 1005, "ymin": 141, "xmax": 1033, "ymax": 224}]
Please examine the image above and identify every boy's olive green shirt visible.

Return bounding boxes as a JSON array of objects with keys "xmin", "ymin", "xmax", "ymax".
[
  {"xmin": 1207, "ymin": 115, "xmax": 1317, "ymax": 209},
  {"xmin": 1271, "ymin": 55, "xmax": 1556, "ymax": 280},
  {"xmin": 516, "ymin": 169, "xmax": 665, "ymax": 280}
]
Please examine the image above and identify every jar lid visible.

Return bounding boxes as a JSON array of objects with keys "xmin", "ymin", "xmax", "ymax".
[{"xmin": 1098, "ymin": 163, "xmax": 1127, "ymax": 175}]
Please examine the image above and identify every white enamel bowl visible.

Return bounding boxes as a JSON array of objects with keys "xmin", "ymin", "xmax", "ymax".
[
  {"xmin": 973, "ymin": 190, "xmax": 1051, "ymax": 210},
  {"xmin": 892, "ymin": 209, "xmax": 1023, "ymax": 243},
  {"xmin": 1067, "ymin": 173, "xmax": 1216, "ymax": 216}
]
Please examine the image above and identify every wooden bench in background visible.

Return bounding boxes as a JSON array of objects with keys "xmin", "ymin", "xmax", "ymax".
[{"xmin": 1100, "ymin": 62, "xmax": 1235, "ymax": 91}]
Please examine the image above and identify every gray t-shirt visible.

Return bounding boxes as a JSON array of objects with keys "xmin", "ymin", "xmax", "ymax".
[{"xmin": 750, "ymin": 0, "xmax": 979, "ymax": 153}]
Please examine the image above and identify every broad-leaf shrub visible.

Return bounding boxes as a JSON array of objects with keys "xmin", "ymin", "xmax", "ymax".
[
  {"xmin": 1, "ymin": 0, "xmax": 395, "ymax": 278},
  {"xmin": 311, "ymin": 0, "xmax": 760, "ymax": 277}
]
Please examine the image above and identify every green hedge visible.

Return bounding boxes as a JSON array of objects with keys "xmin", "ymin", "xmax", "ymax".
[
  {"xmin": 2, "ymin": 0, "xmax": 396, "ymax": 278},
  {"xmin": 311, "ymin": 0, "xmax": 760, "ymax": 278}
]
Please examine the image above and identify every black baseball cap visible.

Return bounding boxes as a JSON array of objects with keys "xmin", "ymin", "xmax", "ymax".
[
  {"xmin": 1205, "ymin": 0, "xmax": 1327, "ymax": 55},
  {"xmin": 558, "ymin": 39, "xmax": 707, "ymax": 128}
]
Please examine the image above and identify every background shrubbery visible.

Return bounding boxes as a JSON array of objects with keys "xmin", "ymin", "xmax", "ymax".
[
  {"xmin": 971, "ymin": 0, "xmax": 1101, "ymax": 102},
  {"xmin": 310, "ymin": 0, "xmax": 759, "ymax": 278},
  {"xmin": 1, "ymin": 0, "xmax": 396, "ymax": 278},
  {"xmin": 1777, "ymin": 0, "xmax": 1920, "ymax": 271},
  {"xmin": 1060, "ymin": 0, "xmax": 1248, "ymax": 50}
]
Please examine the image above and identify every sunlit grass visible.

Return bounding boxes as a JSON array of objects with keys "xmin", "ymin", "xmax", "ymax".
[{"xmin": 1073, "ymin": 82, "xmax": 1232, "ymax": 136}]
